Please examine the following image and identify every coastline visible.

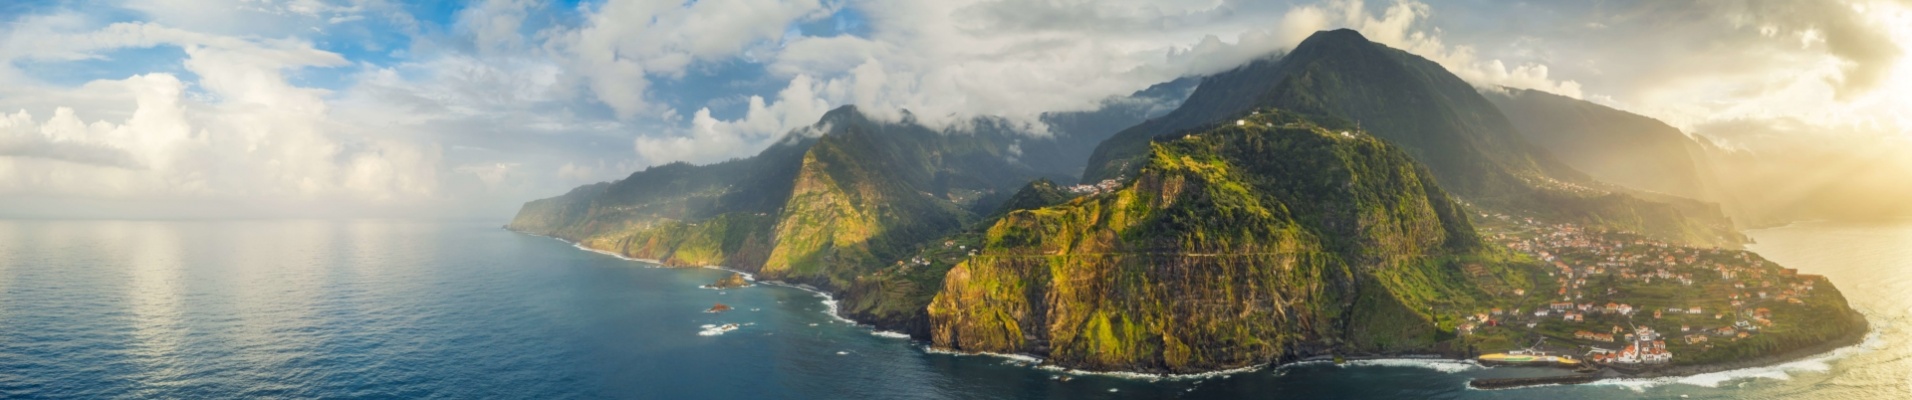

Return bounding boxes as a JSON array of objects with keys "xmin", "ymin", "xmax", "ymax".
[
  {"xmin": 513, "ymin": 227, "xmax": 1877, "ymax": 386},
  {"xmin": 1477, "ymin": 314, "xmax": 1874, "ymax": 390},
  {"xmin": 1603, "ymin": 317, "xmax": 1874, "ymax": 380}
]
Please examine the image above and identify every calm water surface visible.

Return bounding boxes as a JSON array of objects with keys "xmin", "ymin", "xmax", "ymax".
[{"xmin": 0, "ymin": 219, "xmax": 1906, "ymax": 399}]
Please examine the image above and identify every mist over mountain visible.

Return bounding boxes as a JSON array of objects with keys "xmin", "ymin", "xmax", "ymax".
[
  {"xmin": 1485, "ymin": 87, "xmax": 1912, "ymax": 227},
  {"xmin": 1085, "ymin": 29, "xmax": 1741, "ymax": 248},
  {"xmin": 507, "ymin": 26, "xmax": 1874, "ymax": 376}
]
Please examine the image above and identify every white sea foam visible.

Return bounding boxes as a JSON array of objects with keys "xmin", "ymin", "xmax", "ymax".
[
  {"xmin": 1587, "ymin": 329, "xmax": 1882, "ymax": 391},
  {"xmin": 530, "ymin": 231, "xmax": 1497, "ymax": 382},
  {"xmin": 696, "ymin": 265, "xmax": 758, "ymax": 282},
  {"xmin": 698, "ymin": 323, "xmax": 739, "ymax": 336},
  {"xmin": 1464, "ymin": 382, "xmax": 1569, "ymax": 391},
  {"xmin": 1340, "ymin": 358, "xmax": 1484, "ymax": 373},
  {"xmin": 538, "ymin": 231, "xmax": 878, "ymax": 331},
  {"xmin": 751, "ymin": 280, "xmax": 858, "ymax": 324},
  {"xmin": 921, "ymin": 346, "xmax": 1261, "ymax": 381},
  {"xmin": 545, "ymin": 234, "xmax": 769, "ymax": 284},
  {"xmin": 543, "ymin": 236, "xmax": 665, "ymax": 265},
  {"xmin": 1275, "ymin": 360, "xmax": 1334, "ymax": 370},
  {"xmin": 922, "ymin": 347, "xmax": 1047, "ymax": 365},
  {"xmin": 1037, "ymin": 364, "xmax": 1264, "ymax": 381},
  {"xmin": 808, "ymin": 288, "xmax": 858, "ymax": 324}
]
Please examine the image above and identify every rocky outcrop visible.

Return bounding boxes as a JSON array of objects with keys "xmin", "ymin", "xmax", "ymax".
[{"xmin": 706, "ymin": 273, "xmax": 750, "ymax": 289}]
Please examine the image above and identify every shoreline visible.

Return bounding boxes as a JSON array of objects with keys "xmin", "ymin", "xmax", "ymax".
[
  {"xmin": 513, "ymin": 227, "xmax": 1877, "ymax": 386},
  {"xmin": 1599, "ymin": 318, "xmax": 1874, "ymax": 380},
  {"xmin": 1473, "ymin": 314, "xmax": 1874, "ymax": 390}
]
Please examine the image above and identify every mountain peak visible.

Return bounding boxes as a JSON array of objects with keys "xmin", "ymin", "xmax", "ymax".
[
  {"xmin": 819, "ymin": 105, "xmax": 866, "ymax": 123},
  {"xmin": 1295, "ymin": 29, "xmax": 1372, "ymax": 50}
]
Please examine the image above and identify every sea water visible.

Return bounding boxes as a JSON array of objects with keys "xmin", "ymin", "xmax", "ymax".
[{"xmin": 0, "ymin": 219, "xmax": 1906, "ymax": 399}]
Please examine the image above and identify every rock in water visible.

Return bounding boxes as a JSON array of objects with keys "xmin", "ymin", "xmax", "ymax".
[
  {"xmin": 705, "ymin": 303, "xmax": 733, "ymax": 313},
  {"xmin": 706, "ymin": 272, "xmax": 749, "ymax": 289}
]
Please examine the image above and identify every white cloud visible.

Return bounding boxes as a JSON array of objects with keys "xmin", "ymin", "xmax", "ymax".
[
  {"xmin": 121, "ymin": 0, "xmax": 371, "ymax": 38},
  {"xmin": 635, "ymin": 74, "xmax": 833, "ymax": 164},
  {"xmin": 0, "ymin": 0, "xmax": 1900, "ymax": 219},
  {"xmin": 1277, "ymin": 0, "xmax": 1584, "ymax": 98},
  {"xmin": 0, "ymin": 15, "xmax": 443, "ymax": 212},
  {"xmin": 1442, "ymin": 0, "xmax": 1911, "ymax": 139},
  {"xmin": 460, "ymin": 0, "xmax": 538, "ymax": 55},
  {"xmin": 547, "ymin": 0, "xmax": 831, "ymax": 119},
  {"xmin": 0, "ymin": 108, "xmax": 147, "ymax": 169},
  {"xmin": 455, "ymin": 162, "xmax": 519, "ymax": 190},
  {"xmin": 634, "ymin": 0, "xmax": 1589, "ymax": 167}
]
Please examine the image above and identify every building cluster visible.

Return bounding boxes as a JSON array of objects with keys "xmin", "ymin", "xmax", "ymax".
[
  {"xmin": 1066, "ymin": 177, "xmax": 1126, "ymax": 196},
  {"xmin": 1581, "ymin": 326, "xmax": 1672, "ymax": 364},
  {"xmin": 1518, "ymin": 175, "xmax": 1603, "ymax": 196},
  {"xmin": 1455, "ymin": 211, "xmax": 1834, "ymax": 365}
]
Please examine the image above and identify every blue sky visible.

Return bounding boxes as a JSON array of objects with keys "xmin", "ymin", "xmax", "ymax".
[{"xmin": 0, "ymin": 0, "xmax": 1904, "ymax": 218}]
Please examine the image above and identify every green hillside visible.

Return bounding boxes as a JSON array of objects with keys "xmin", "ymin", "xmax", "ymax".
[
  {"xmin": 1083, "ymin": 29, "xmax": 1743, "ymax": 248},
  {"xmin": 503, "ymin": 28, "xmax": 1865, "ymax": 376},
  {"xmin": 929, "ymin": 110, "xmax": 1526, "ymax": 373},
  {"xmin": 512, "ymin": 106, "xmax": 1053, "ymax": 286},
  {"xmin": 1482, "ymin": 87, "xmax": 1724, "ymax": 204}
]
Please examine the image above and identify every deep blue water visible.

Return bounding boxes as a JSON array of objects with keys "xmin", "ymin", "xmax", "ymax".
[{"xmin": 0, "ymin": 219, "xmax": 1905, "ymax": 399}]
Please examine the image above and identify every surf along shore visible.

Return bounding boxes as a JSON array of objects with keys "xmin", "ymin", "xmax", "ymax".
[{"xmin": 518, "ymin": 228, "xmax": 1875, "ymax": 386}]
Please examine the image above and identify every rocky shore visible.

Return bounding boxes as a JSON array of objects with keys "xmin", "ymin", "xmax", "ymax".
[
  {"xmin": 539, "ymin": 229, "xmax": 1873, "ymax": 386},
  {"xmin": 1469, "ymin": 373, "xmax": 1599, "ymax": 389},
  {"xmin": 1614, "ymin": 318, "xmax": 1870, "ymax": 379},
  {"xmin": 703, "ymin": 272, "xmax": 750, "ymax": 289},
  {"xmin": 1468, "ymin": 317, "xmax": 1870, "ymax": 389}
]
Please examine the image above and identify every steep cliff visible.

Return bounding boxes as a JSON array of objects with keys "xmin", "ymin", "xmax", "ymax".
[
  {"xmin": 929, "ymin": 110, "xmax": 1520, "ymax": 373},
  {"xmin": 508, "ymin": 106, "xmax": 1095, "ymax": 291}
]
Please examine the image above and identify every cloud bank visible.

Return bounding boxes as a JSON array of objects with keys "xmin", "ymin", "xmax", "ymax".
[{"xmin": 0, "ymin": 0, "xmax": 1902, "ymax": 218}]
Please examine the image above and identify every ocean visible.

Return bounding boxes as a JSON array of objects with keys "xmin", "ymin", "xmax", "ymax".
[{"xmin": 0, "ymin": 219, "xmax": 1905, "ymax": 399}]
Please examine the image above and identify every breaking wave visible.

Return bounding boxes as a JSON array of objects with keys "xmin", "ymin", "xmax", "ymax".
[{"xmin": 1588, "ymin": 330, "xmax": 1882, "ymax": 391}]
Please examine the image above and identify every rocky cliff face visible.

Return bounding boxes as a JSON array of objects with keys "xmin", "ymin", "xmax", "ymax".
[
  {"xmin": 509, "ymin": 106, "xmax": 1067, "ymax": 290},
  {"xmin": 929, "ymin": 110, "xmax": 1504, "ymax": 373},
  {"xmin": 756, "ymin": 117, "xmax": 969, "ymax": 290}
]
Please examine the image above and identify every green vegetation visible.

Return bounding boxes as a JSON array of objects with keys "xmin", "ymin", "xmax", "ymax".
[
  {"xmin": 505, "ymin": 29, "xmax": 1866, "ymax": 377},
  {"xmin": 1460, "ymin": 215, "xmax": 1867, "ymax": 367},
  {"xmin": 508, "ymin": 105, "xmax": 1110, "ymax": 322},
  {"xmin": 1483, "ymin": 87, "xmax": 1721, "ymax": 205},
  {"xmin": 1080, "ymin": 29, "xmax": 1743, "ymax": 249},
  {"xmin": 929, "ymin": 110, "xmax": 1514, "ymax": 373},
  {"xmin": 580, "ymin": 212, "xmax": 777, "ymax": 268}
]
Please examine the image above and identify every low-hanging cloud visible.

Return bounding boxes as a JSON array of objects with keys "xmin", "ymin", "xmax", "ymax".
[
  {"xmin": 0, "ymin": 109, "xmax": 146, "ymax": 169},
  {"xmin": 0, "ymin": 0, "xmax": 1902, "ymax": 219},
  {"xmin": 0, "ymin": 13, "xmax": 444, "ymax": 214},
  {"xmin": 597, "ymin": 0, "xmax": 1592, "ymax": 167}
]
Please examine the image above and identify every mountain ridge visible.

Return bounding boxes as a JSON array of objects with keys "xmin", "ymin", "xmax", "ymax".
[
  {"xmin": 1084, "ymin": 29, "xmax": 1742, "ymax": 248},
  {"xmin": 506, "ymin": 28, "xmax": 1864, "ymax": 377}
]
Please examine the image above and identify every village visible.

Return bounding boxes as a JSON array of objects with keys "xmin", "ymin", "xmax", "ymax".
[
  {"xmin": 1457, "ymin": 211, "xmax": 1835, "ymax": 367},
  {"xmin": 1064, "ymin": 176, "xmax": 1127, "ymax": 196}
]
